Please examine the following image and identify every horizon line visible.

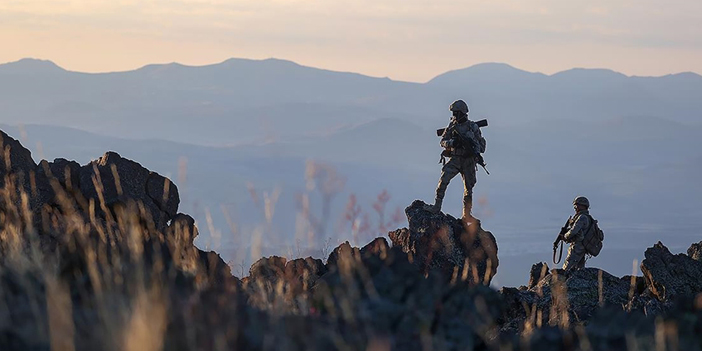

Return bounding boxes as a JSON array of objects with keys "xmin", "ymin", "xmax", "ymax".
[{"xmin": 1, "ymin": 57, "xmax": 701, "ymax": 83}]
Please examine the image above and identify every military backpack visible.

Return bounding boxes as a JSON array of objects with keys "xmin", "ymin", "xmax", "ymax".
[{"xmin": 582, "ymin": 214, "xmax": 604, "ymax": 256}]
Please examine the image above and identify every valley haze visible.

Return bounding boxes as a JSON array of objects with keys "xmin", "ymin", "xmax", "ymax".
[{"xmin": 1, "ymin": 57, "xmax": 700, "ymax": 287}]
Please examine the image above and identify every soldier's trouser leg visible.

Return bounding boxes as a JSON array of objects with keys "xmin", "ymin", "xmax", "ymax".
[
  {"xmin": 434, "ymin": 159, "xmax": 461, "ymax": 211},
  {"xmin": 460, "ymin": 160, "xmax": 478, "ymax": 220},
  {"xmin": 563, "ymin": 241, "xmax": 587, "ymax": 272}
]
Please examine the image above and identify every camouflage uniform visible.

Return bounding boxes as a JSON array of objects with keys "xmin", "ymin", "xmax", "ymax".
[
  {"xmin": 434, "ymin": 115, "xmax": 486, "ymax": 216},
  {"xmin": 562, "ymin": 210, "xmax": 592, "ymax": 272}
]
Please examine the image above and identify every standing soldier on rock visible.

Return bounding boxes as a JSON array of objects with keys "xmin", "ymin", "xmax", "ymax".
[
  {"xmin": 431, "ymin": 100, "xmax": 486, "ymax": 223},
  {"xmin": 560, "ymin": 196, "xmax": 593, "ymax": 272}
]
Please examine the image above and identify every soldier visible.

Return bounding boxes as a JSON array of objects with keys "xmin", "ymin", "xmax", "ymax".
[
  {"xmin": 432, "ymin": 100, "xmax": 486, "ymax": 222},
  {"xmin": 561, "ymin": 196, "xmax": 592, "ymax": 272}
]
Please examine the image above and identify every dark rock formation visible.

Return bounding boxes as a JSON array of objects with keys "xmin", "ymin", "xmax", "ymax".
[
  {"xmin": 688, "ymin": 241, "xmax": 702, "ymax": 262},
  {"xmin": 78, "ymin": 151, "xmax": 178, "ymax": 229},
  {"xmin": 4, "ymin": 129, "xmax": 702, "ymax": 351},
  {"xmin": 388, "ymin": 200, "xmax": 498, "ymax": 285},
  {"xmin": 315, "ymin": 241, "xmax": 505, "ymax": 351},
  {"xmin": 641, "ymin": 241, "xmax": 702, "ymax": 301},
  {"xmin": 528, "ymin": 262, "xmax": 550, "ymax": 289},
  {"xmin": 0, "ymin": 131, "xmax": 37, "ymax": 189}
]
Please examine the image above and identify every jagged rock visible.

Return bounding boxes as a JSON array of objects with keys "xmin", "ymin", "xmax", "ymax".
[
  {"xmin": 528, "ymin": 262, "xmax": 550, "ymax": 289},
  {"xmin": 641, "ymin": 241, "xmax": 702, "ymax": 301},
  {"xmin": 325, "ymin": 241, "xmax": 356, "ymax": 269},
  {"xmin": 166, "ymin": 213, "xmax": 199, "ymax": 247},
  {"xmin": 78, "ymin": 151, "xmax": 178, "ymax": 229},
  {"xmin": 388, "ymin": 200, "xmax": 499, "ymax": 285},
  {"xmin": 0, "ymin": 131, "xmax": 36, "ymax": 189},
  {"xmin": 198, "ymin": 249, "xmax": 234, "ymax": 286},
  {"xmin": 146, "ymin": 172, "xmax": 179, "ymax": 218},
  {"xmin": 525, "ymin": 268, "xmax": 631, "ymax": 325},
  {"xmin": 360, "ymin": 237, "xmax": 390, "ymax": 257},
  {"xmin": 688, "ymin": 241, "xmax": 702, "ymax": 262},
  {"xmin": 249, "ymin": 256, "xmax": 287, "ymax": 282},
  {"xmin": 0, "ymin": 131, "xmax": 54, "ymax": 216},
  {"xmin": 315, "ymin": 242, "xmax": 505, "ymax": 351},
  {"xmin": 284, "ymin": 257, "xmax": 327, "ymax": 294},
  {"xmin": 37, "ymin": 158, "xmax": 81, "ymax": 193}
]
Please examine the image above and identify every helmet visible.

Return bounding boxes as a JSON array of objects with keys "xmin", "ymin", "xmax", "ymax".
[
  {"xmin": 573, "ymin": 196, "xmax": 590, "ymax": 208},
  {"xmin": 449, "ymin": 100, "xmax": 469, "ymax": 114}
]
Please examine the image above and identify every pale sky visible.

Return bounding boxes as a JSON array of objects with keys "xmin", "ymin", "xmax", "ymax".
[{"xmin": 2, "ymin": 0, "xmax": 702, "ymax": 82}]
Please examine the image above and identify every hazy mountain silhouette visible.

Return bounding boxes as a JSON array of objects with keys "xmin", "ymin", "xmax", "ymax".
[
  {"xmin": 0, "ymin": 58, "xmax": 66, "ymax": 75},
  {"xmin": 1, "ymin": 58, "xmax": 701, "ymax": 144}
]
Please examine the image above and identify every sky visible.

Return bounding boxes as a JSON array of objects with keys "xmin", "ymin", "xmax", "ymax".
[{"xmin": 2, "ymin": 0, "xmax": 702, "ymax": 82}]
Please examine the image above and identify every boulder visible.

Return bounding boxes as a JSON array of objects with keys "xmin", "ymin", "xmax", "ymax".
[
  {"xmin": 641, "ymin": 241, "xmax": 702, "ymax": 301},
  {"xmin": 78, "ymin": 152, "xmax": 178, "ymax": 229},
  {"xmin": 388, "ymin": 200, "xmax": 498, "ymax": 285}
]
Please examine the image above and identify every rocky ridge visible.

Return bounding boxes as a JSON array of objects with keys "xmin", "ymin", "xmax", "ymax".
[{"xmin": 0, "ymin": 129, "xmax": 701, "ymax": 351}]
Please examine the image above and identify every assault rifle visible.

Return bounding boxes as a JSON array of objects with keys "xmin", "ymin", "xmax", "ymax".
[
  {"xmin": 437, "ymin": 118, "xmax": 489, "ymax": 174},
  {"xmin": 553, "ymin": 216, "xmax": 572, "ymax": 264}
]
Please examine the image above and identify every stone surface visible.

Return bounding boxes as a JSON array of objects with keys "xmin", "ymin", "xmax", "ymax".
[
  {"xmin": 641, "ymin": 241, "xmax": 702, "ymax": 301},
  {"xmin": 389, "ymin": 200, "xmax": 499, "ymax": 285},
  {"xmin": 528, "ymin": 262, "xmax": 550, "ymax": 289},
  {"xmin": 78, "ymin": 151, "xmax": 178, "ymax": 229}
]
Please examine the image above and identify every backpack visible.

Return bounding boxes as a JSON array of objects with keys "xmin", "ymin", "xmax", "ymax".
[{"xmin": 583, "ymin": 214, "xmax": 604, "ymax": 256}]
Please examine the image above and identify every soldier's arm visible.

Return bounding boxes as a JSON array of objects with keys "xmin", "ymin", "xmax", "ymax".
[
  {"xmin": 563, "ymin": 215, "xmax": 588, "ymax": 242},
  {"xmin": 440, "ymin": 121, "xmax": 454, "ymax": 148}
]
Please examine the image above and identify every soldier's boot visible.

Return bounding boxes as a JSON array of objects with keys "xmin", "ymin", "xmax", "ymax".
[
  {"xmin": 431, "ymin": 197, "xmax": 443, "ymax": 213},
  {"xmin": 462, "ymin": 198, "xmax": 476, "ymax": 224}
]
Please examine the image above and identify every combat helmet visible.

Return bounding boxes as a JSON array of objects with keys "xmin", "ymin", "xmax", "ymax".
[
  {"xmin": 573, "ymin": 196, "xmax": 590, "ymax": 208},
  {"xmin": 449, "ymin": 100, "xmax": 469, "ymax": 114}
]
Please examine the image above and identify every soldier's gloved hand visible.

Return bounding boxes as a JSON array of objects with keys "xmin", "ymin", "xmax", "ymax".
[{"xmin": 442, "ymin": 139, "xmax": 455, "ymax": 148}]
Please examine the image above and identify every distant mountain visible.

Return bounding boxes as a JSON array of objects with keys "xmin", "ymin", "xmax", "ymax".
[
  {"xmin": 0, "ymin": 58, "xmax": 66, "ymax": 75},
  {"xmin": 1, "ymin": 58, "xmax": 701, "ymax": 145}
]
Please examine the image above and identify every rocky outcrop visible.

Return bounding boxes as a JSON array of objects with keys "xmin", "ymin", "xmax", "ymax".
[
  {"xmin": 4, "ymin": 129, "xmax": 702, "ymax": 351},
  {"xmin": 641, "ymin": 241, "xmax": 702, "ymax": 301},
  {"xmin": 501, "ymin": 265, "xmax": 634, "ymax": 332},
  {"xmin": 314, "ymin": 241, "xmax": 505, "ymax": 351},
  {"xmin": 388, "ymin": 200, "xmax": 498, "ymax": 285},
  {"xmin": 528, "ymin": 262, "xmax": 550, "ymax": 289},
  {"xmin": 78, "ymin": 151, "xmax": 179, "ymax": 229}
]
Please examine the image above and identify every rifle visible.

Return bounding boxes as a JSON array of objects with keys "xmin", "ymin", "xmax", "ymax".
[
  {"xmin": 436, "ymin": 119, "xmax": 488, "ymax": 137},
  {"xmin": 553, "ymin": 216, "xmax": 572, "ymax": 264},
  {"xmin": 438, "ymin": 118, "xmax": 490, "ymax": 174}
]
